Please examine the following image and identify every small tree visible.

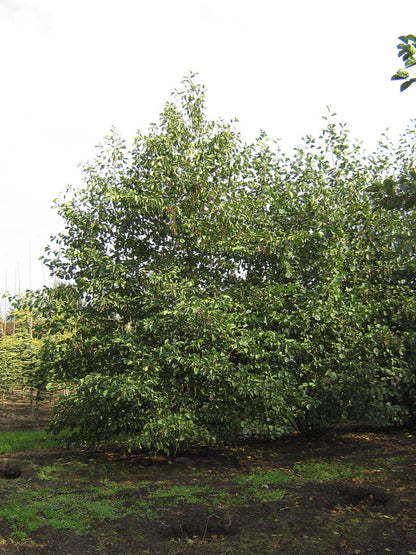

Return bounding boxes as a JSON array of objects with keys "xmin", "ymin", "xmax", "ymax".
[{"xmin": 0, "ymin": 293, "xmax": 49, "ymax": 412}]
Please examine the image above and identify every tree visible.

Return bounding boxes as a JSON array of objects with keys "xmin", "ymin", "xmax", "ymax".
[
  {"xmin": 42, "ymin": 75, "xmax": 416, "ymax": 452},
  {"xmin": 43, "ymin": 74, "xmax": 286, "ymax": 451},
  {"xmin": 392, "ymin": 34, "xmax": 416, "ymax": 91},
  {"xmin": 0, "ymin": 294, "xmax": 47, "ymax": 411}
]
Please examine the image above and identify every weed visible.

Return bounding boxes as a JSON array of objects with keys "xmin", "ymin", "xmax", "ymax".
[{"xmin": 38, "ymin": 465, "xmax": 59, "ymax": 481}]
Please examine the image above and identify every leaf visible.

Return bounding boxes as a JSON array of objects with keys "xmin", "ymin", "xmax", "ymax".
[
  {"xmin": 391, "ymin": 69, "xmax": 409, "ymax": 81},
  {"xmin": 400, "ymin": 78, "xmax": 416, "ymax": 92},
  {"xmin": 405, "ymin": 56, "xmax": 416, "ymax": 68}
]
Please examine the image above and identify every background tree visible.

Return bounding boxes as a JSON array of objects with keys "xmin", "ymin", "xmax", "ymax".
[{"xmin": 0, "ymin": 294, "xmax": 47, "ymax": 412}]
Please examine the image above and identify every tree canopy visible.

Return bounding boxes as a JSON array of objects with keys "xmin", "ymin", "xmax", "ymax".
[{"xmin": 40, "ymin": 74, "xmax": 416, "ymax": 453}]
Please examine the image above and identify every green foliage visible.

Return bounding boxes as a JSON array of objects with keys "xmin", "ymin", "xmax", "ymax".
[
  {"xmin": 368, "ymin": 126, "xmax": 416, "ymax": 211},
  {"xmin": 40, "ymin": 74, "xmax": 416, "ymax": 452},
  {"xmin": 0, "ymin": 295, "xmax": 48, "ymax": 401},
  {"xmin": 392, "ymin": 34, "xmax": 416, "ymax": 91}
]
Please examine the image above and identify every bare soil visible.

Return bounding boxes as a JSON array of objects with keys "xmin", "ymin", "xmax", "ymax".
[
  {"xmin": 0, "ymin": 390, "xmax": 55, "ymax": 431},
  {"xmin": 1, "ymin": 391, "xmax": 416, "ymax": 554}
]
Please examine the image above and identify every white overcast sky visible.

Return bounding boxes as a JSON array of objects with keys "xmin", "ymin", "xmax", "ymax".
[{"xmin": 1, "ymin": 0, "xmax": 415, "ymax": 301}]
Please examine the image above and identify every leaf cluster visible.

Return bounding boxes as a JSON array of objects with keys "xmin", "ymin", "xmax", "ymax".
[{"xmin": 392, "ymin": 34, "xmax": 416, "ymax": 91}]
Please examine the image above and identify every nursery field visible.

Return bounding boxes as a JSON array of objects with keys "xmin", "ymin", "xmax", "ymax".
[{"xmin": 1, "ymin": 391, "xmax": 416, "ymax": 554}]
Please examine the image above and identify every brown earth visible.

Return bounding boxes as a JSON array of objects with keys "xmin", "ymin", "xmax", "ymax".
[
  {"xmin": 0, "ymin": 390, "xmax": 55, "ymax": 431},
  {"xmin": 1, "ymin": 391, "xmax": 416, "ymax": 554}
]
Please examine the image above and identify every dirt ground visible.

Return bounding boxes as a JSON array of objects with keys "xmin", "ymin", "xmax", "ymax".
[
  {"xmin": 1, "ymin": 391, "xmax": 416, "ymax": 554},
  {"xmin": 0, "ymin": 390, "xmax": 55, "ymax": 431}
]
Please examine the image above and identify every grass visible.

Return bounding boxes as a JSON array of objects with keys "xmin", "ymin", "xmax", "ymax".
[
  {"xmin": 0, "ymin": 487, "xmax": 125, "ymax": 539},
  {"xmin": 237, "ymin": 467, "xmax": 292, "ymax": 487},
  {"xmin": 237, "ymin": 460, "xmax": 358, "ymax": 488},
  {"xmin": 292, "ymin": 461, "xmax": 358, "ymax": 482},
  {"xmin": 0, "ymin": 430, "xmax": 68, "ymax": 454},
  {"xmin": 150, "ymin": 483, "xmax": 210, "ymax": 505},
  {"xmin": 0, "ymin": 455, "xmax": 369, "ymax": 541}
]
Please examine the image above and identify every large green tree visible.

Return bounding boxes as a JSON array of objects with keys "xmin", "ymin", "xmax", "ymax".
[
  {"xmin": 43, "ymin": 75, "xmax": 285, "ymax": 451},
  {"xmin": 42, "ymin": 75, "xmax": 416, "ymax": 452}
]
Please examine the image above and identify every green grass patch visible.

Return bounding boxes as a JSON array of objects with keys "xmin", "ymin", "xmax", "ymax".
[
  {"xmin": 235, "ymin": 467, "xmax": 291, "ymax": 502},
  {"xmin": 94, "ymin": 477, "xmax": 152, "ymax": 496},
  {"xmin": 248, "ymin": 485, "xmax": 287, "ymax": 502},
  {"xmin": 150, "ymin": 483, "xmax": 210, "ymax": 505},
  {"xmin": 0, "ymin": 430, "xmax": 68, "ymax": 454},
  {"xmin": 0, "ymin": 486, "xmax": 128, "ymax": 539},
  {"xmin": 237, "ymin": 461, "xmax": 358, "ymax": 488},
  {"xmin": 0, "ymin": 468, "xmax": 165, "ymax": 540},
  {"xmin": 293, "ymin": 461, "xmax": 357, "ymax": 482}
]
